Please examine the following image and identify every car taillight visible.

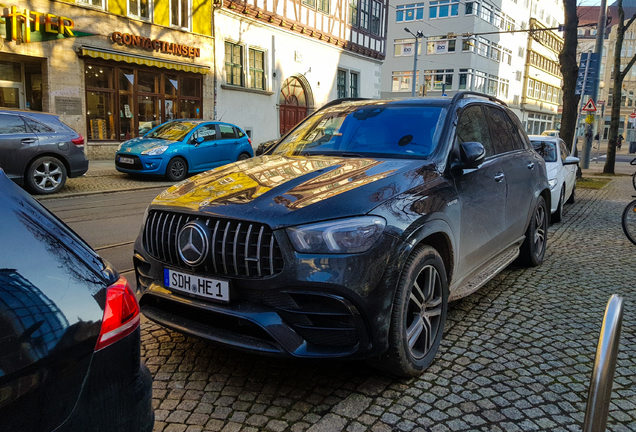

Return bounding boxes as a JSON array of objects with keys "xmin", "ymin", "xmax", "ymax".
[
  {"xmin": 71, "ymin": 135, "xmax": 85, "ymax": 147},
  {"xmin": 248, "ymin": 138, "xmax": 252, "ymax": 145},
  {"xmin": 95, "ymin": 276, "xmax": 140, "ymax": 351}
]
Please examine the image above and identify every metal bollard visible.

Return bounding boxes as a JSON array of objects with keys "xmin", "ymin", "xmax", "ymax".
[{"xmin": 582, "ymin": 295, "xmax": 624, "ymax": 432}]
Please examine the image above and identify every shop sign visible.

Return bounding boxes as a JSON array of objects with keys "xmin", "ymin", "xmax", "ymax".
[
  {"xmin": 110, "ymin": 32, "xmax": 200, "ymax": 59},
  {"xmin": 2, "ymin": 6, "xmax": 92, "ymax": 43}
]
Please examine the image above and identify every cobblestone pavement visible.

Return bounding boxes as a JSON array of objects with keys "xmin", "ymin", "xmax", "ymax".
[{"xmin": 140, "ymin": 175, "xmax": 636, "ymax": 432}]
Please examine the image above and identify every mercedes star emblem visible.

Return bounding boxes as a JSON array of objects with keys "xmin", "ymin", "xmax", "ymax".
[{"xmin": 177, "ymin": 220, "xmax": 209, "ymax": 266}]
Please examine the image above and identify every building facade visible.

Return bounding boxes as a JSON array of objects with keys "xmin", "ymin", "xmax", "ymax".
[
  {"xmin": 1, "ymin": 0, "xmax": 214, "ymax": 158},
  {"xmin": 213, "ymin": 0, "xmax": 388, "ymax": 144},
  {"xmin": 379, "ymin": 0, "xmax": 564, "ymax": 134}
]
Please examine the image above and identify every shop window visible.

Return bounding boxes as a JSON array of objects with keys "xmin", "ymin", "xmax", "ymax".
[
  {"xmin": 424, "ymin": 69, "xmax": 453, "ymax": 92},
  {"xmin": 349, "ymin": 0, "xmax": 359, "ymax": 25},
  {"xmin": 371, "ymin": 1, "xmax": 382, "ymax": 34},
  {"xmin": 337, "ymin": 70, "xmax": 347, "ymax": 98},
  {"xmin": 129, "ymin": 0, "xmax": 151, "ymax": 20},
  {"xmin": 225, "ymin": 42, "xmax": 243, "ymax": 86},
  {"xmin": 350, "ymin": 72, "xmax": 359, "ymax": 98},
  {"xmin": 395, "ymin": 38, "xmax": 420, "ymax": 56},
  {"xmin": 84, "ymin": 63, "xmax": 202, "ymax": 141},
  {"xmin": 249, "ymin": 49, "xmax": 265, "ymax": 90},
  {"xmin": 171, "ymin": 0, "xmax": 190, "ymax": 29},
  {"xmin": 0, "ymin": 61, "xmax": 21, "ymax": 82},
  {"xmin": 392, "ymin": 71, "xmax": 418, "ymax": 92}
]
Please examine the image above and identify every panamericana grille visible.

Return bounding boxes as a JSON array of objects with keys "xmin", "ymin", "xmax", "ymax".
[{"xmin": 143, "ymin": 210, "xmax": 284, "ymax": 277}]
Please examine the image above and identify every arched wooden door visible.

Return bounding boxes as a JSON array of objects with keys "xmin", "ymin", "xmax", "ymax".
[{"xmin": 279, "ymin": 77, "xmax": 308, "ymax": 135}]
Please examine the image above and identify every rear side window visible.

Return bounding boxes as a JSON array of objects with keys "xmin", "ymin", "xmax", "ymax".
[
  {"xmin": 485, "ymin": 107, "xmax": 518, "ymax": 154},
  {"xmin": 456, "ymin": 105, "xmax": 494, "ymax": 157},
  {"xmin": 219, "ymin": 125, "xmax": 237, "ymax": 139},
  {"xmin": 237, "ymin": 128, "xmax": 245, "ymax": 138},
  {"xmin": 0, "ymin": 114, "xmax": 27, "ymax": 134},
  {"xmin": 23, "ymin": 117, "xmax": 55, "ymax": 134}
]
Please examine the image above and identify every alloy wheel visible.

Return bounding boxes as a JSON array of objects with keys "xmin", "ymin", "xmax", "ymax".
[
  {"xmin": 33, "ymin": 161, "xmax": 63, "ymax": 192},
  {"xmin": 533, "ymin": 204, "xmax": 547, "ymax": 257},
  {"xmin": 171, "ymin": 161, "xmax": 185, "ymax": 178},
  {"xmin": 406, "ymin": 265, "xmax": 443, "ymax": 360}
]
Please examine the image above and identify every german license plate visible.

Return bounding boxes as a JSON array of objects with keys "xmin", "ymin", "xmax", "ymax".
[
  {"xmin": 164, "ymin": 268, "xmax": 230, "ymax": 303},
  {"xmin": 119, "ymin": 156, "xmax": 135, "ymax": 164}
]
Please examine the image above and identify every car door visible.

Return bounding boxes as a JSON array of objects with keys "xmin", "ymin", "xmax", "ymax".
[
  {"xmin": 559, "ymin": 139, "xmax": 576, "ymax": 198},
  {"xmin": 216, "ymin": 124, "xmax": 239, "ymax": 165},
  {"xmin": 188, "ymin": 123, "xmax": 221, "ymax": 172},
  {"xmin": 0, "ymin": 113, "xmax": 39, "ymax": 181},
  {"xmin": 485, "ymin": 106, "xmax": 539, "ymax": 244},
  {"xmin": 451, "ymin": 104, "xmax": 507, "ymax": 277}
]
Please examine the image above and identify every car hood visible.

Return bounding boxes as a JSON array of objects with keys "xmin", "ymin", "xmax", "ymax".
[
  {"xmin": 150, "ymin": 155, "xmax": 434, "ymax": 228},
  {"xmin": 119, "ymin": 137, "xmax": 179, "ymax": 153}
]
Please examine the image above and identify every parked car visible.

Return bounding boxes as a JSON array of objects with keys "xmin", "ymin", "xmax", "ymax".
[
  {"xmin": 540, "ymin": 129, "xmax": 560, "ymax": 137},
  {"xmin": 0, "ymin": 109, "xmax": 89, "ymax": 195},
  {"xmin": 255, "ymin": 138, "xmax": 279, "ymax": 156},
  {"xmin": 0, "ymin": 170, "xmax": 154, "ymax": 431},
  {"xmin": 133, "ymin": 93, "xmax": 550, "ymax": 377},
  {"xmin": 529, "ymin": 135, "xmax": 579, "ymax": 223},
  {"xmin": 115, "ymin": 119, "xmax": 253, "ymax": 182}
]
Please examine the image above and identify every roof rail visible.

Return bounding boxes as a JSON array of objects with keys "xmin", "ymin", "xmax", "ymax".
[
  {"xmin": 451, "ymin": 91, "xmax": 508, "ymax": 107},
  {"xmin": 318, "ymin": 98, "xmax": 369, "ymax": 112}
]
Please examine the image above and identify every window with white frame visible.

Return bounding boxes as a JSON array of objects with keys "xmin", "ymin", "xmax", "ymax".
[
  {"xmin": 591, "ymin": 28, "xmax": 597, "ymax": 35},
  {"xmin": 423, "ymin": 69, "xmax": 453, "ymax": 91},
  {"xmin": 515, "ymin": 71, "xmax": 522, "ymax": 81},
  {"xmin": 360, "ymin": 0, "xmax": 370, "ymax": 30},
  {"xmin": 486, "ymin": 74, "xmax": 497, "ymax": 95},
  {"xmin": 371, "ymin": 1, "xmax": 382, "ymax": 34},
  {"xmin": 534, "ymin": 81, "xmax": 541, "ymax": 99},
  {"xmin": 477, "ymin": 37, "xmax": 489, "ymax": 57},
  {"xmin": 541, "ymin": 84, "xmax": 547, "ymax": 100},
  {"xmin": 474, "ymin": 71, "xmax": 487, "ymax": 93},
  {"xmin": 518, "ymin": 46, "xmax": 524, "ymax": 57},
  {"xmin": 303, "ymin": 0, "xmax": 316, "ymax": 7},
  {"xmin": 249, "ymin": 48, "xmax": 265, "ymax": 90},
  {"xmin": 129, "ymin": 0, "xmax": 151, "ymax": 19},
  {"xmin": 527, "ymin": 78, "xmax": 534, "ymax": 97},
  {"xmin": 76, "ymin": 0, "xmax": 105, "ymax": 8},
  {"xmin": 547, "ymin": 86, "xmax": 552, "ymax": 102},
  {"xmin": 429, "ymin": 0, "xmax": 459, "ymax": 19},
  {"xmin": 394, "ymin": 38, "xmax": 421, "ymax": 56},
  {"xmin": 462, "ymin": 37, "xmax": 475, "ymax": 52},
  {"xmin": 171, "ymin": 0, "xmax": 190, "ymax": 28},
  {"xmin": 499, "ymin": 79, "xmax": 509, "ymax": 98},
  {"xmin": 459, "ymin": 69, "xmax": 473, "ymax": 90},
  {"xmin": 479, "ymin": 3, "xmax": 493, "ymax": 24},
  {"xmin": 427, "ymin": 38, "xmax": 456, "ymax": 54},
  {"xmin": 396, "ymin": 3, "xmax": 425, "ymax": 22},
  {"xmin": 465, "ymin": 1, "xmax": 476, "ymax": 15},
  {"xmin": 577, "ymin": 29, "xmax": 585, "ymax": 36},
  {"xmin": 225, "ymin": 42, "xmax": 243, "ymax": 86},
  {"xmin": 392, "ymin": 71, "xmax": 418, "ymax": 92}
]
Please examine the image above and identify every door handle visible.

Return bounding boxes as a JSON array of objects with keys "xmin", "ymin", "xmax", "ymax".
[
  {"xmin": 527, "ymin": 162, "xmax": 535, "ymax": 170},
  {"xmin": 494, "ymin": 173, "xmax": 505, "ymax": 182},
  {"xmin": 21, "ymin": 138, "xmax": 36, "ymax": 144}
]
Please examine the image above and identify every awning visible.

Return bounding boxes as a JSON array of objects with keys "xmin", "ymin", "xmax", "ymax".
[{"xmin": 78, "ymin": 46, "xmax": 209, "ymax": 74}]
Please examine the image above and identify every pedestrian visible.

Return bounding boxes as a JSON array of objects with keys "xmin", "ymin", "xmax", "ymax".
[
  {"xmin": 618, "ymin": 134, "xmax": 624, "ymax": 150},
  {"xmin": 594, "ymin": 132, "xmax": 600, "ymax": 149}
]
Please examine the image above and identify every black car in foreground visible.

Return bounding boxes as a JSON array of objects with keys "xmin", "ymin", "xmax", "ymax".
[
  {"xmin": 0, "ymin": 109, "xmax": 89, "ymax": 194},
  {"xmin": 134, "ymin": 92, "xmax": 550, "ymax": 377},
  {"xmin": 0, "ymin": 171, "xmax": 153, "ymax": 431}
]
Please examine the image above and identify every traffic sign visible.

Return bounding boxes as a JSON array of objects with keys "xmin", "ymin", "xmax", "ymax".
[
  {"xmin": 575, "ymin": 52, "xmax": 600, "ymax": 95},
  {"xmin": 582, "ymin": 99, "xmax": 597, "ymax": 112},
  {"xmin": 630, "ymin": 112, "xmax": 636, "ymax": 119}
]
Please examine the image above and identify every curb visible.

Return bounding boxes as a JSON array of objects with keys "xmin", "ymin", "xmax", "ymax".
[{"xmin": 36, "ymin": 184, "xmax": 170, "ymax": 201}]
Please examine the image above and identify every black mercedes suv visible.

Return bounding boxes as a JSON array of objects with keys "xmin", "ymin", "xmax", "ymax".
[{"xmin": 134, "ymin": 93, "xmax": 550, "ymax": 377}]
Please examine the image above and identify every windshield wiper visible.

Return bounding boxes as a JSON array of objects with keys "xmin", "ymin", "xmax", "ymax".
[{"xmin": 340, "ymin": 152, "xmax": 364, "ymax": 158}]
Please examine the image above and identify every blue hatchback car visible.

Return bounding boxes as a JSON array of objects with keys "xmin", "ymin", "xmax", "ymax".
[{"xmin": 115, "ymin": 120, "xmax": 253, "ymax": 181}]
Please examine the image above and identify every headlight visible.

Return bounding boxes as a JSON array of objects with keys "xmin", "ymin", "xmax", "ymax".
[
  {"xmin": 286, "ymin": 216, "xmax": 386, "ymax": 254},
  {"xmin": 548, "ymin": 178, "xmax": 558, "ymax": 190},
  {"xmin": 141, "ymin": 145, "xmax": 169, "ymax": 155}
]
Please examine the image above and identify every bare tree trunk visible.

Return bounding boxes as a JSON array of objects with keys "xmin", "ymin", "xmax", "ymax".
[
  {"xmin": 559, "ymin": 0, "xmax": 580, "ymax": 153},
  {"xmin": 603, "ymin": 2, "xmax": 636, "ymax": 173}
]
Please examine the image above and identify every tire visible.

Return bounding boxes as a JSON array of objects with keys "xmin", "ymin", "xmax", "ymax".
[
  {"xmin": 519, "ymin": 195, "xmax": 548, "ymax": 267},
  {"xmin": 621, "ymin": 200, "xmax": 636, "ymax": 245},
  {"xmin": 165, "ymin": 157, "xmax": 187, "ymax": 182},
  {"xmin": 567, "ymin": 183, "xmax": 576, "ymax": 204},
  {"xmin": 26, "ymin": 156, "xmax": 67, "ymax": 195},
  {"xmin": 373, "ymin": 245, "xmax": 448, "ymax": 377},
  {"xmin": 632, "ymin": 173, "xmax": 636, "ymax": 192},
  {"xmin": 237, "ymin": 153, "xmax": 251, "ymax": 161},
  {"xmin": 551, "ymin": 187, "xmax": 565, "ymax": 224}
]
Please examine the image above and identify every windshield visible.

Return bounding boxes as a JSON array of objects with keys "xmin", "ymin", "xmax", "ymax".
[
  {"xmin": 145, "ymin": 121, "xmax": 198, "ymax": 141},
  {"xmin": 272, "ymin": 105, "xmax": 447, "ymax": 158},
  {"xmin": 531, "ymin": 140, "xmax": 557, "ymax": 162}
]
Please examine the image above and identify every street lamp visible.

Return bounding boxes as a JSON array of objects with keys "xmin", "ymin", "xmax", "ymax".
[{"xmin": 404, "ymin": 27, "xmax": 425, "ymax": 97}]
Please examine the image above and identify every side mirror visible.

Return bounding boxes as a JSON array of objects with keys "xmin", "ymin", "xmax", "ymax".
[
  {"xmin": 192, "ymin": 136, "xmax": 204, "ymax": 146},
  {"xmin": 564, "ymin": 155, "xmax": 580, "ymax": 165},
  {"xmin": 457, "ymin": 141, "xmax": 486, "ymax": 169}
]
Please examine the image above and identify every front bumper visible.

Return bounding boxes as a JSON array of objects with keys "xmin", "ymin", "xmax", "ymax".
[
  {"xmin": 135, "ymin": 230, "xmax": 403, "ymax": 359},
  {"xmin": 115, "ymin": 153, "xmax": 167, "ymax": 175}
]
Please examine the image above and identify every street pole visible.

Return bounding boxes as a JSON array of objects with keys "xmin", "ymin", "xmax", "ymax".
[
  {"xmin": 583, "ymin": 0, "xmax": 608, "ymax": 168},
  {"xmin": 412, "ymin": 37, "xmax": 419, "ymax": 97}
]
